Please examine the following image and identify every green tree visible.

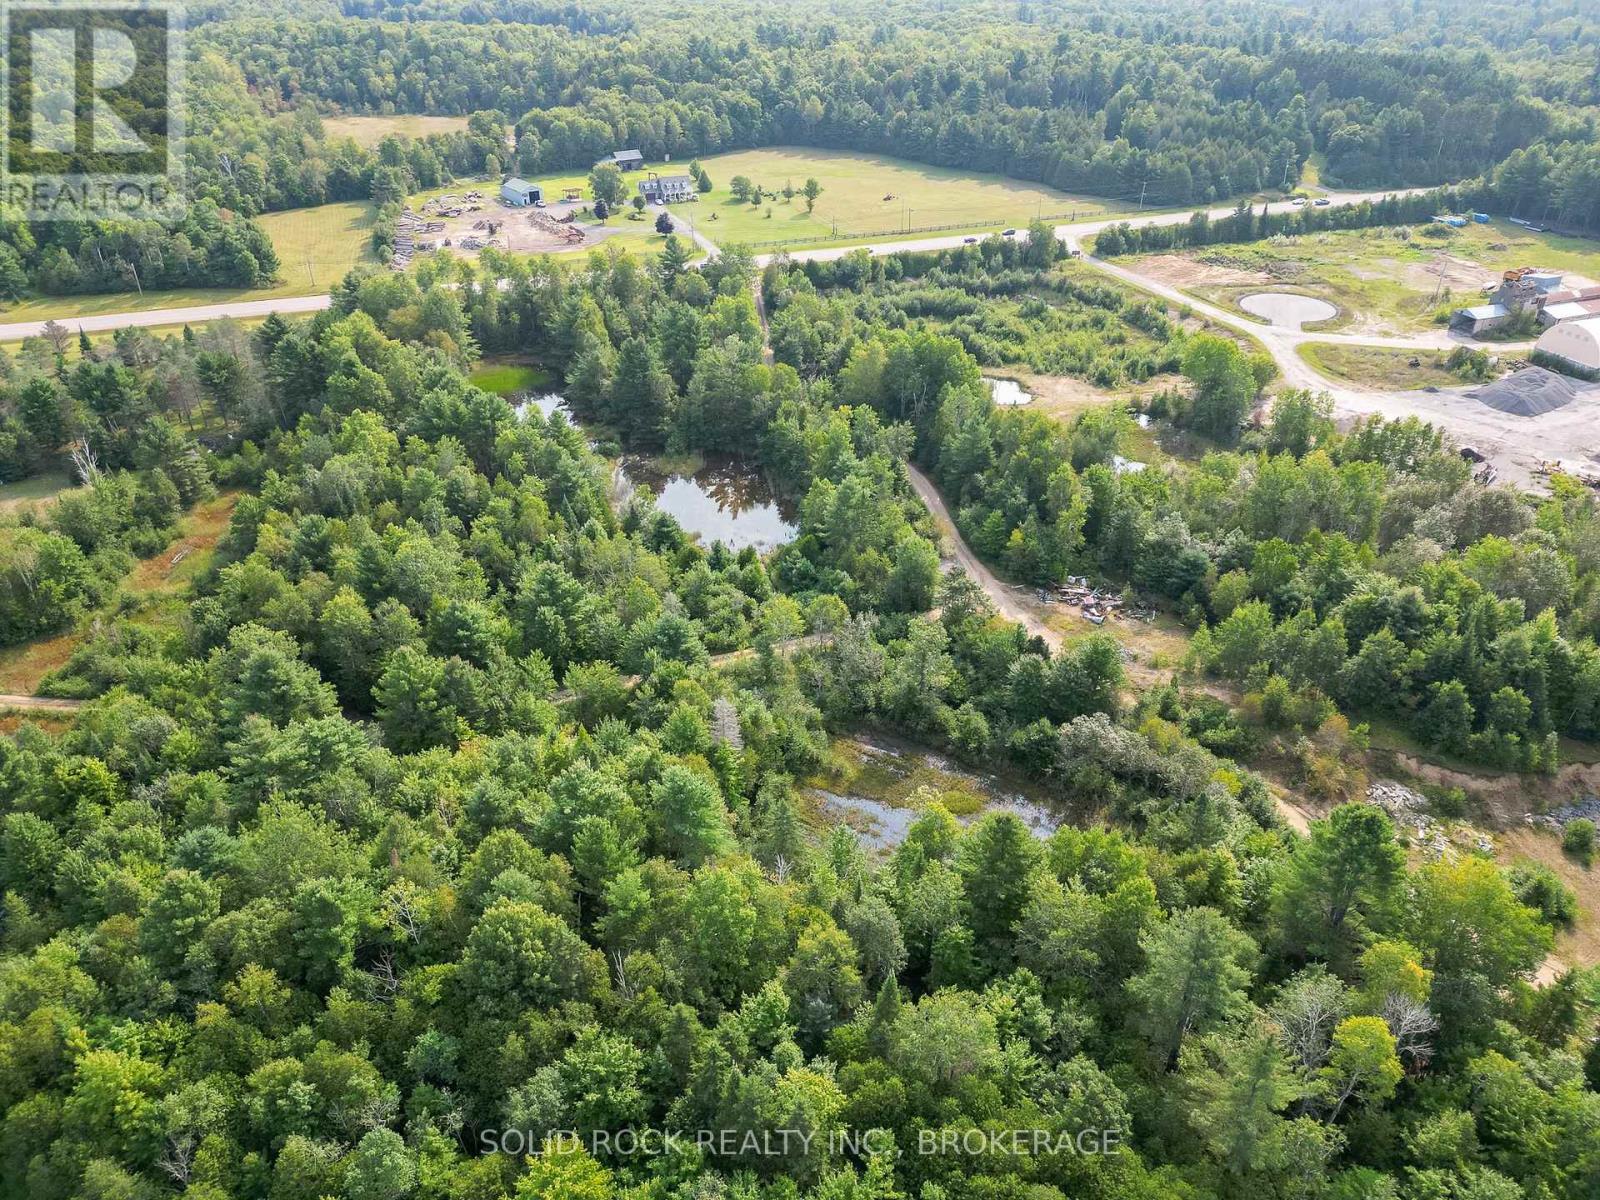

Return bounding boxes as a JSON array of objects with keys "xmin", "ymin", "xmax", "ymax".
[
  {"xmin": 344, "ymin": 1129, "xmax": 416, "ymax": 1200},
  {"xmin": 588, "ymin": 163, "xmax": 625, "ymax": 208},
  {"xmin": 1181, "ymin": 334, "xmax": 1256, "ymax": 442},
  {"xmin": 1317, "ymin": 1016, "xmax": 1402, "ymax": 1120},
  {"xmin": 1272, "ymin": 803, "xmax": 1405, "ymax": 966},
  {"xmin": 1129, "ymin": 907, "xmax": 1257, "ymax": 1067}
]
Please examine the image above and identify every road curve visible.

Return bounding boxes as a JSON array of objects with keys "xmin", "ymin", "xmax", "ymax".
[{"xmin": 904, "ymin": 462, "xmax": 1063, "ymax": 652}]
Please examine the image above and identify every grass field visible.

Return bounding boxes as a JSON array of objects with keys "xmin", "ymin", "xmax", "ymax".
[
  {"xmin": 661, "ymin": 147, "xmax": 1128, "ymax": 248},
  {"xmin": 1298, "ymin": 343, "xmax": 1473, "ymax": 390},
  {"xmin": 0, "ymin": 472, "xmax": 80, "ymax": 515},
  {"xmin": 0, "ymin": 490, "xmax": 239, "ymax": 696},
  {"xmin": 466, "ymin": 148, "xmax": 1133, "ymax": 252},
  {"xmin": 1130, "ymin": 218, "xmax": 1600, "ymax": 337},
  {"xmin": 324, "ymin": 114, "xmax": 471, "ymax": 147},
  {"xmin": 2, "ymin": 201, "xmax": 377, "ymax": 326}
]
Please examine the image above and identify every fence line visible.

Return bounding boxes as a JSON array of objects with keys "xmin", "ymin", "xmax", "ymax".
[{"xmin": 727, "ymin": 211, "xmax": 1091, "ymax": 251}]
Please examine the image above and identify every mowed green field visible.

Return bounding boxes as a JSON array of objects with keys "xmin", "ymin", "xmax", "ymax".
[
  {"xmin": 665, "ymin": 147, "xmax": 1128, "ymax": 246},
  {"xmin": 2, "ymin": 201, "xmax": 378, "ymax": 326},
  {"xmin": 323, "ymin": 114, "xmax": 471, "ymax": 147},
  {"xmin": 499, "ymin": 149, "xmax": 1131, "ymax": 249}
]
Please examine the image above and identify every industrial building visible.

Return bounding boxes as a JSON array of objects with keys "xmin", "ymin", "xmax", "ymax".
[
  {"xmin": 1535, "ymin": 316, "xmax": 1600, "ymax": 376},
  {"xmin": 1452, "ymin": 267, "xmax": 1580, "ymax": 335}
]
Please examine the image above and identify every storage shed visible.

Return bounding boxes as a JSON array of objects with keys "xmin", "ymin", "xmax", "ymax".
[
  {"xmin": 1452, "ymin": 303, "xmax": 1511, "ymax": 336},
  {"xmin": 501, "ymin": 178, "xmax": 541, "ymax": 206},
  {"xmin": 1535, "ymin": 316, "xmax": 1600, "ymax": 374}
]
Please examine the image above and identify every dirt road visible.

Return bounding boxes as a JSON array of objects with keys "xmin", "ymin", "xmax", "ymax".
[
  {"xmin": 0, "ymin": 694, "xmax": 83, "ymax": 712},
  {"xmin": 1075, "ymin": 244, "xmax": 1590, "ymax": 490},
  {"xmin": 904, "ymin": 463, "xmax": 1063, "ymax": 651}
]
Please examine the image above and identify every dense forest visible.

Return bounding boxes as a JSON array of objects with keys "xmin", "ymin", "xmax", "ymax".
[
  {"xmin": 0, "ymin": 232, "xmax": 1597, "ymax": 1200},
  {"xmin": 3, "ymin": 2, "xmax": 1600, "ymax": 1199},
  {"xmin": 190, "ymin": 0, "xmax": 1598, "ymax": 214}
]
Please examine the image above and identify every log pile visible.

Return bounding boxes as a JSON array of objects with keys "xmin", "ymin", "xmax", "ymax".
[{"xmin": 529, "ymin": 210, "xmax": 584, "ymax": 244}]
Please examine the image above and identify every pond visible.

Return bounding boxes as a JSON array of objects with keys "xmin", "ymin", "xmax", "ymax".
[
  {"xmin": 987, "ymin": 377, "xmax": 1033, "ymax": 406},
  {"xmin": 519, "ymin": 393, "xmax": 570, "ymax": 420},
  {"xmin": 617, "ymin": 455, "xmax": 798, "ymax": 553},
  {"xmin": 515, "ymin": 392, "xmax": 798, "ymax": 552},
  {"xmin": 809, "ymin": 735, "xmax": 1066, "ymax": 854},
  {"xmin": 1239, "ymin": 292, "xmax": 1339, "ymax": 329}
]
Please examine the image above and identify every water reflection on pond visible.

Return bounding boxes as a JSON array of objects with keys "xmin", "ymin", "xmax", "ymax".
[
  {"xmin": 515, "ymin": 391, "xmax": 797, "ymax": 552},
  {"xmin": 520, "ymin": 393, "xmax": 570, "ymax": 420},
  {"xmin": 987, "ymin": 377, "xmax": 1033, "ymax": 406},
  {"xmin": 618, "ymin": 454, "xmax": 798, "ymax": 553}
]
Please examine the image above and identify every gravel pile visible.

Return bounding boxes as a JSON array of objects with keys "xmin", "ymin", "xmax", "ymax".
[
  {"xmin": 1530, "ymin": 795, "xmax": 1600, "ymax": 829},
  {"xmin": 1469, "ymin": 367, "xmax": 1584, "ymax": 417},
  {"xmin": 1367, "ymin": 780, "xmax": 1431, "ymax": 832}
]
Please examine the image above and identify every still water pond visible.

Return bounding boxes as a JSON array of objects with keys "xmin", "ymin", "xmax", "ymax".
[
  {"xmin": 517, "ymin": 392, "xmax": 797, "ymax": 552},
  {"xmin": 617, "ymin": 455, "xmax": 798, "ymax": 553},
  {"xmin": 987, "ymin": 377, "xmax": 1034, "ymax": 406}
]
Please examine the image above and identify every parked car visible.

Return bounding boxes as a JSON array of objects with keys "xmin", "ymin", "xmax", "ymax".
[
  {"xmin": 963, "ymin": 236, "xmax": 978, "ymax": 244},
  {"xmin": 1314, "ymin": 197, "xmax": 1331, "ymax": 206},
  {"xmin": 1002, "ymin": 228, "xmax": 1017, "ymax": 236},
  {"xmin": 1291, "ymin": 197, "xmax": 1307, "ymax": 206}
]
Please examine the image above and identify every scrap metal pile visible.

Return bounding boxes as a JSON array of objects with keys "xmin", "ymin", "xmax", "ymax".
[{"xmin": 1037, "ymin": 576, "xmax": 1155, "ymax": 625}]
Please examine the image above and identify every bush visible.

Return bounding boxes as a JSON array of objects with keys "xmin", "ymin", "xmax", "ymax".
[
  {"xmin": 1507, "ymin": 863, "xmax": 1578, "ymax": 929},
  {"xmin": 1561, "ymin": 818, "xmax": 1595, "ymax": 867}
]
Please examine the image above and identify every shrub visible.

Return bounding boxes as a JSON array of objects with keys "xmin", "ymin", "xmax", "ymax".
[{"xmin": 1561, "ymin": 818, "xmax": 1595, "ymax": 867}]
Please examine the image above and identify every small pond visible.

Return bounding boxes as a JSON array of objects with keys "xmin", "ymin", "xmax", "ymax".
[
  {"xmin": 518, "ymin": 393, "xmax": 570, "ymax": 420},
  {"xmin": 1239, "ymin": 292, "xmax": 1339, "ymax": 329},
  {"xmin": 515, "ymin": 392, "xmax": 798, "ymax": 552},
  {"xmin": 811, "ymin": 735, "xmax": 1066, "ymax": 854},
  {"xmin": 617, "ymin": 454, "xmax": 798, "ymax": 553},
  {"xmin": 987, "ymin": 377, "xmax": 1034, "ymax": 406}
]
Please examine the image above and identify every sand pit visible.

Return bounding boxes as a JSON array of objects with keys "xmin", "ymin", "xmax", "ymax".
[{"xmin": 1134, "ymin": 254, "xmax": 1274, "ymax": 289}]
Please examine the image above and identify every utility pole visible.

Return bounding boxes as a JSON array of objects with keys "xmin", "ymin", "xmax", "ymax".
[{"xmin": 1138, "ymin": 180, "xmax": 1149, "ymax": 210}]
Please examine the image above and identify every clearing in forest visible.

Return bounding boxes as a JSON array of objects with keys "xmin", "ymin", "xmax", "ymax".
[
  {"xmin": 323, "ymin": 114, "xmax": 471, "ymax": 147},
  {"xmin": 667, "ymin": 147, "xmax": 1130, "ymax": 248},
  {"xmin": 1130, "ymin": 218, "xmax": 1600, "ymax": 337}
]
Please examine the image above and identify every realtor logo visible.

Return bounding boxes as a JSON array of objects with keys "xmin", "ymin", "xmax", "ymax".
[{"xmin": 1, "ymin": 1, "xmax": 184, "ymax": 220}]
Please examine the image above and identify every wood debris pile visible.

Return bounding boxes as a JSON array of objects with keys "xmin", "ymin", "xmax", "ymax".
[
  {"xmin": 1037, "ymin": 576, "xmax": 1152, "ymax": 625},
  {"xmin": 529, "ymin": 210, "xmax": 584, "ymax": 244}
]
